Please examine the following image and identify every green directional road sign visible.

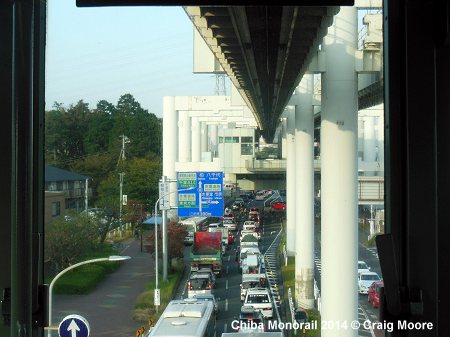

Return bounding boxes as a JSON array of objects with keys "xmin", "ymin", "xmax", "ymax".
[{"xmin": 177, "ymin": 171, "xmax": 224, "ymax": 217}]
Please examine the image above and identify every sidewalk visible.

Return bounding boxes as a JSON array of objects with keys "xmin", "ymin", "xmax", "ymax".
[{"xmin": 51, "ymin": 235, "xmax": 154, "ymax": 337}]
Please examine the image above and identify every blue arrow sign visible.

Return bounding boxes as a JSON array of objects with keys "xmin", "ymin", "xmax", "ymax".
[
  {"xmin": 58, "ymin": 314, "xmax": 90, "ymax": 337},
  {"xmin": 177, "ymin": 171, "xmax": 224, "ymax": 217}
]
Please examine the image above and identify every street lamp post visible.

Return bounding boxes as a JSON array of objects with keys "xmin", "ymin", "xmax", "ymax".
[
  {"xmin": 47, "ymin": 255, "xmax": 131, "ymax": 337},
  {"xmin": 154, "ymin": 186, "xmax": 194, "ymax": 312}
]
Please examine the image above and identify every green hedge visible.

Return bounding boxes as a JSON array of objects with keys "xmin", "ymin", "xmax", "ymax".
[{"xmin": 47, "ymin": 244, "xmax": 121, "ymax": 294}]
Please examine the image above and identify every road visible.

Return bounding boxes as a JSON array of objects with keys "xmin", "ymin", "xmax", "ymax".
[
  {"xmin": 51, "ymin": 236, "xmax": 154, "ymax": 337},
  {"xmin": 314, "ymin": 216, "xmax": 382, "ymax": 337},
  {"xmin": 174, "ymin": 206, "xmax": 284, "ymax": 336}
]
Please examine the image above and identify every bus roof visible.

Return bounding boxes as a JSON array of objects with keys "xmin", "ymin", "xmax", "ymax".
[{"xmin": 147, "ymin": 299, "xmax": 214, "ymax": 337}]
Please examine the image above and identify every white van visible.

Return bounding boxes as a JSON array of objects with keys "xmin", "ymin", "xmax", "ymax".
[
  {"xmin": 188, "ymin": 272, "xmax": 214, "ymax": 298},
  {"xmin": 243, "ymin": 288, "xmax": 273, "ymax": 319},
  {"xmin": 240, "ymin": 274, "xmax": 266, "ymax": 301}
]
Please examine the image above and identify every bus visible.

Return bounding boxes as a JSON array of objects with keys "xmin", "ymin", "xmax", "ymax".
[
  {"xmin": 145, "ymin": 298, "xmax": 216, "ymax": 337},
  {"xmin": 180, "ymin": 217, "xmax": 209, "ymax": 245}
]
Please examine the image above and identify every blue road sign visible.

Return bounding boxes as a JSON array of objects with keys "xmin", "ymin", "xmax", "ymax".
[
  {"xmin": 177, "ymin": 171, "xmax": 224, "ymax": 217},
  {"xmin": 58, "ymin": 314, "xmax": 90, "ymax": 337}
]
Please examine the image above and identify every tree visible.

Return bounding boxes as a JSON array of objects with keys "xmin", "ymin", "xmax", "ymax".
[
  {"xmin": 45, "ymin": 100, "xmax": 91, "ymax": 168},
  {"xmin": 84, "ymin": 101, "xmax": 114, "ymax": 154},
  {"xmin": 144, "ymin": 221, "xmax": 187, "ymax": 262},
  {"xmin": 45, "ymin": 212, "xmax": 100, "ymax": 273},
  {"xmin": 125, "ymin": 158, "xmax": 161, "ymax": 206},
  {"xmin": 96, "ymin": 157, "xmax": 161, "ymax": 215}
]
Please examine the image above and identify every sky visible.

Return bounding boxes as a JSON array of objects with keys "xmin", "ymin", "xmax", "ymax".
[{"xmin": 45, "ymin": 1, "xmax": 223, "ymax": 117}]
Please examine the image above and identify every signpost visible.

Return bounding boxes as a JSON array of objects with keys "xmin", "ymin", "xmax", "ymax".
[
  {"xmin": 154, "ymin": 288, "xmax": 161, "ymax": 306},
  {"xmin": 58, "ymin": 314, "xmax": 90, "ymax": 337},
  {"xmin": 159, "ymin": 182, "xmax": 170, "ymax": 210},
  {"xmin": 177, "ymin": 172, "xmax": 224, "ymax": 217}
]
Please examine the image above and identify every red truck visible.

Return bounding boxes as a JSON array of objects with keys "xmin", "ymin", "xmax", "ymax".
[{"xmin": 190, "ymin": 232, "xmax": 223, "ymax": 277}]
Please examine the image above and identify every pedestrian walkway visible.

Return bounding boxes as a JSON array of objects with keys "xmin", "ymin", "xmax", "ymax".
[{"xmin": 51, "ymin": 235, "xmax": 154, "ymax": 337}]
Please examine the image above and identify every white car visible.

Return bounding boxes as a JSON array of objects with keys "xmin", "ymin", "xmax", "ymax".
[
  {"xmin": 237, "ymin": 306, "xmax": 267, "ymax": 332},
  {"xmin": 358, "ymin": 271, "xmax": 381, "ymax": 294},
  {"xmin": 241, "ymin": 274, "xmax": 266, "ymax": 301},
  {"xmin": 243, "ymin": 221, "xmax": 257, "ymax": 231},
  {"xmin": 358, "ymin": 260, "xmax": 371, "ymax": 275},
  {"xmin": 243, "ymin": 288, "xmax": 273, "ymax": 319},
  {"xmin": 223, "ymin": 218, "xmax": 237, "ymax": 231}
]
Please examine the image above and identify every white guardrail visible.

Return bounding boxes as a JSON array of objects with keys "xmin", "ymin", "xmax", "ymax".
[
  {"xmin": 288, "ymin": 288, "xmax": 295, "ymax": 324},
  {"xmin": 314, "ymin": 279, "xmax": 321, "ymax": 313},
  {"xmin": 283, "ymin": 245, "xmax": 288, "ymax": 266}
]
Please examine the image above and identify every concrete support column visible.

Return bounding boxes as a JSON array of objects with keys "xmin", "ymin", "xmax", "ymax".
[
  {"xmin": 294, "ymin": 74, "xmax": 315, "ymax": 309},
  {"xmin": 178, "ymin": 110, "xmax": 191, "ymax": 162},
  {"xmin": 321, "ymin": 6, "xmax": 358, "ymax": 337},
  {"xmin": 377, "ymin": 115, "xmax": 384, "ymax": 164},
  {"xmin": 210, "ymin": 124, "xmax": 218, "ymax": 157},
  {"xmin": 281, "ymin": 117, "xmax": 288, "ymax": 159},
  {"xmin": 191, "ymin": 116, "xmax": 201, "ymax": 162},
  {"xmin": 286, "ymin": 107, "xmax": 296, "ymax": 255},
  {"xmin": 363, "ymin": 116, "xmax": 376, "ymax": 162},
  {"xmin": 201, "ymin": 121, "xmax": 208, "ymax": 156},
  {"xmin": 162, "ymin": 96, "xmax": 178, "ymax": 208}
]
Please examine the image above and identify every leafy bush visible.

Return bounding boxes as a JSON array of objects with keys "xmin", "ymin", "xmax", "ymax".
[
  {"xmin": 47, "ymin": 243, "xmax": 121, "ymax": 294},
  {"xmin": 45, "ymin": 212, "xmax": 101, "ymax": 271}
]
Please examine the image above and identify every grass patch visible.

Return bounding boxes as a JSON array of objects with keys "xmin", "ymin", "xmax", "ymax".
[
  {"xmin": 133, "ymin": 260, "xmax": 184, "ymax": 325},
  {"xmin": 46, "ymin": 244, "xmax": 122, "ymax": 294},
  {"xmin": 366, "ymin": 233, "xmax": 380, "ymax": 247},
  {"xmin": 280, "ymin": 243, "xmax": 320, "ymax": 336}
]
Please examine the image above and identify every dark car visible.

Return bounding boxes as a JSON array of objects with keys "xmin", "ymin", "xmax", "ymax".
[
  {"xmin": 294, "ymin": 308, "xmax": 309, "ymax": 325},
  {"xmin": 239, "ymin": 194, "xmax": 251, "ymax": 203},
  {"xmin": 232, "ymin": 200, "xmax": 244, "ymax": 210}
]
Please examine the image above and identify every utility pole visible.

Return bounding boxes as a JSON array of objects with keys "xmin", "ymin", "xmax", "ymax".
[
  {"xmin": 119, "ymin": 172, "xmax": 125, "ymax": 225},
  {"xmin": 117, "ymin": 135, "xmax": 130, "ymax": 225},
  {"xmin": 85, "ymin": 178, "xmax": 89, "ymax": 213}
]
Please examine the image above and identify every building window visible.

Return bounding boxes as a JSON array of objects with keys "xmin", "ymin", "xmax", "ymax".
[
  {"xmin": 223, "ymin": 136, "xmax": 239, "ymax": 143},
  {"xmin": 241, "ymin": 136, "xmax": 253, "ymax": 143},
  {"xmin": 51, "ymin": 201, "xmax": 61, "ymax": 217},
  {"xmin": 219, "ymin": 137, "xmax": 224, "ymax": 143},
  {"xmin": 241, "ymin": 144, "xmax": 253, "ymax": 155}
]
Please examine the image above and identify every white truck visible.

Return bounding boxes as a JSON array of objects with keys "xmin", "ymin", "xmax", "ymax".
[
  {"xmin": 242, "ymin": 253, "xmax": 266, "ymax": 274},
  {"xmin": 238, "ymin": 246, "xmax": 261, "ymax": 271},
  {"xmin": 180, "ymin": 216, "xmax": 209, "ymax": 245},
  {"xmin": 208, "ymin": 224, "xmax": 230, "ymax": 247},
  {"xmin": 240, "ymin": 273, "xmax": 267, "ymax": 301}
]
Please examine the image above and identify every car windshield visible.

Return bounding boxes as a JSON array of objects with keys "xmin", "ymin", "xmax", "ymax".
[
  {"xmin": 361, "ymin": 274, "xmax": 380, "ymax": 281},
  {"xmin": 358, "ymin": 262, "xmax": 368, "ymax": 269},
  {"xmin": 242, "ymin": 281, "xmax": 260, "ymax": 289},
  {"xmin": 246, "ymin": 294, "xmax": 270, "ymax": 304},
  {"xmin": 189, "ymin": 278, "xmax": 210, "ymax": 290}
]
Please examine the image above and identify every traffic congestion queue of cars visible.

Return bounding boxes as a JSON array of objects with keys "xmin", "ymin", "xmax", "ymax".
[
  {"xmin": 147, "ymin": 191, "xmax": 275, "ymax": 337},
  {"xmin": 234, "ymin": 204, "xmax": 273, "ymax": 332},
  {"xmin": 197, "ymin": 193, "xmax": 274, "ymax": 333},
  {"xmin": 181, "ymin": 200, "xmax": 245, "ymax": 325},
  {"xmin": 357, "ymin": 259, "xmax": 383, "ymax": 308}
]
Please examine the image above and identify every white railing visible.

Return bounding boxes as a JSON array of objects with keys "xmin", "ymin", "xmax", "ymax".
[
  {"xmin": 314, "ymin": 279, "xmax": 321, "ymax": 313},
  {"xmin": 107, "ymin": 222, "xmax": 132, "ymax": 239},
  {"xmin": 288, "ymin": 288, "xmax": 296, "ymax": 324},
  {"xmin": 283, "ymin": 245, "xmax": 288, "ymax": 267}
]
